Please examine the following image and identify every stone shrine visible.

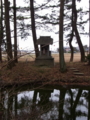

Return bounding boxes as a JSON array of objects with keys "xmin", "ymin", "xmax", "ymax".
[{"xmin": 35, "ymin": 36, "xmax": 54, "ymax": 66}]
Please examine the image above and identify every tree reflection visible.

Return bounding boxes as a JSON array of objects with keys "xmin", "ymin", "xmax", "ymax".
[
  {"xmin": 72, "ymin": 89, "xmax": 82, "ymax": 120},
  {"xmin": 63, "ymin": 89, "xmax": 88, "ymax": 120},
  {"xmin": 59, "ymin": 89, "xmax": 67, "ymax": 119},
  {"xmin": 0, "ymin": 88, "xmax": 4, "ymax": 120},
  {"xmin": 14, "ymin": 89, "xmax": 53, "ymax": 120},
  {"xmin": 1, "ymin": 86, "xmax": 90, "ymax": 120},
  {"xmin": 14, "ymin": 93, "xmax": 17, "ymax": 117},
  {"xmin": 88, "ymin": 90, "xmax": 90, "ymax": 120}
]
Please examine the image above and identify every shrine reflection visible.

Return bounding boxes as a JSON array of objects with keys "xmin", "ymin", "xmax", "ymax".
[{"xmin": 0, "ymin": 86, "xmax": 90, "ymax": 120}]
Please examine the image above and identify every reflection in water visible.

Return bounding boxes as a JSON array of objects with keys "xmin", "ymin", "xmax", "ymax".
[{"xmin": 0, "ymin": 86, "xmax": 90, "ymax": 120}]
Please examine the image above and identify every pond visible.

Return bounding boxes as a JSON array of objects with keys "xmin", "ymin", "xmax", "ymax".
[{"xmin": 0, "ymin": 85, "xmax": 90, "ymax": 120}]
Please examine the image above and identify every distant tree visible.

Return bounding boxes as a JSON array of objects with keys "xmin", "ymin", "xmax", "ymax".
[
  {"xmin": 59, "ymin": 0, "xmax": 67, "ymax": 72},
  {"xmin": 83, "ymin": 45, "xmax": 88, "ymax": 52}
]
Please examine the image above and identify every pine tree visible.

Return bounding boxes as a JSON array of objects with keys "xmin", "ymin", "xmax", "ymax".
[
  {"xmin": 59, "ymin": 0, "xmax": 67, "ymax": 72},
  {"xmin": 4, "ymin": 0, "xmax": 14, "ymax": 68}
]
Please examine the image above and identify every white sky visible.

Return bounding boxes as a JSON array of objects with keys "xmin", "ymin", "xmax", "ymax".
[{"xmin": 11, "ymin": 0, "xmax": 89, "ymax": 51}]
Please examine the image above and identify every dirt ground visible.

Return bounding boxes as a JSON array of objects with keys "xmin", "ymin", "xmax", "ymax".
[{"xmin": 1, "ymin": 53, "xmax": 90, "ymax": 88}]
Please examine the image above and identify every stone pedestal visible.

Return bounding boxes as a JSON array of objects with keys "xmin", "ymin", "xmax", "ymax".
[{"xmin": 35, "ymin": 57, "xmax": 54, "ymax": 67}]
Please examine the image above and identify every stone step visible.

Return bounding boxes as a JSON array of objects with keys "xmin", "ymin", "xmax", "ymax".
[
  {"xmin": 70, "ymin": 68, "xmax": 77, "ymax": 70},
  {"xmin": 74, "ymin": 73, "xmax": 84, "ymax": 76},
  {"xmin": 73, "ymin": 70, "xmax": 79, "ymax": 72}
]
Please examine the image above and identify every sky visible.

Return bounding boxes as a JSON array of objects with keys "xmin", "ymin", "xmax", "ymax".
[{"xmin": 11, "ymin": 0, "xmax": 89, "ymax": 51}]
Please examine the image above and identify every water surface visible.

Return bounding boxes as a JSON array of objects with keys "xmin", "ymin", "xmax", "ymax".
[{"xmin": 0, "ymin": 85, "xmax": 90, "ymax": 120}]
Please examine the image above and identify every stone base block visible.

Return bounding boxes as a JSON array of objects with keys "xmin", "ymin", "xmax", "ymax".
[{"xmin": 35, "ymin": 58, "xmax": 54, "ymax": 67}]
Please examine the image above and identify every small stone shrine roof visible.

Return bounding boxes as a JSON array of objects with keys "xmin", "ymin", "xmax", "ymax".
[{"xmin": 37, "ymin": 36, "xmax": 53, "ymax": 45}]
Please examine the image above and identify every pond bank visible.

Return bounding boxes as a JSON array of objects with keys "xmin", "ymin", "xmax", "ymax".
[{"xmin": 0, "ymin": 61, "xmax": 90, "ymax": 88}]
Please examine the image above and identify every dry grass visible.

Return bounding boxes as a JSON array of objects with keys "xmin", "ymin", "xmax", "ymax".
[
  {"xmin": 3, "ymin": 52, "xmax": 87, "ymax": 62},
  {"xmin": 52, "ymin": 53, "xmax": 82, "ymax": 62},
  {"xmin": 17, "ymin": 53, "xmax": 82, "ymax": 62},
  {"xmin": 18, "ymin": 52, "xmax": 88, "ymax": 62}
]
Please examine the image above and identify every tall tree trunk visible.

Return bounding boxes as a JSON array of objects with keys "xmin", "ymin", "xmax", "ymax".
[
  {"xmin": 4, "ymin": 0, "xmax": 14, "ymax": 68},
  {"xmin": 0, "ymin": 0, "xmax": 3, "ymax": 62},
  {"xmin": 72, "ymin": 0, "xmax": 85, "ymax": 62},
  {"xmin": 69, "ymin": 32, "xmax": 74, "ymax": 62},
  {"xmin": 13, "ymin": 0, "xmax": 18, "ymax": 63},
  {"xmin": 69, "ymin": 0, "xmax": 74, "ymax": 62},
  {"xmin": 59, "ymin": 0, "xmax": 67, "ymax": 72},
  {"xmin": 30, "ymin": 0, "xmax": 39, "ymax": 58},
  {"xmin": 89, "ymin": 0, "xmax": 90, "ymax": 54}
]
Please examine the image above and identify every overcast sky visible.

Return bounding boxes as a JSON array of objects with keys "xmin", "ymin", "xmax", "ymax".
[{"xmin": 10, "ymin": 0, "xmax": 89, "ymax": 51}]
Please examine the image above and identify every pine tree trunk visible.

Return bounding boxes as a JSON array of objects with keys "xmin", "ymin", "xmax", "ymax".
[
  {"xmin": 13, "ymin": 0, "xmax": 18, "ymax": 63},
  {"xmin": 0, "ymin": 30, "xmax": 2, "ymax": 63},
  {"xmin": 69, "ymin": 33, "xmax": 74, "ymax": 62},
  {"xmin": 4, "ymin": 0, "xmax": 14, "ymax": 68},
  {"xmin": 30, "ymin": 0, "xmax": 39, "ymax": 58},
  {"xmin": 0, "ymin": 0, "xmax": 3, "ymax": 62},
  {"xmin": 69, "ymin": 0, "xmax": 74, "ymax": 62},
  {"xmin": 74, "ymin": 26, "xmax": 85, "ymax": 61},
  {"xmin": 72, "ymin": 0, "xmax": 85, "ymax": 62},
  {"xmin": 59, "ymin": 0, "xmax": 67, "ymax": 72}
]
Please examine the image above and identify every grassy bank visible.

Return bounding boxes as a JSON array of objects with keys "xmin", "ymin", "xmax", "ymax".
[{"xmin": 0, "ymin": 53, "xmax": 90, "ymax": 87}]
